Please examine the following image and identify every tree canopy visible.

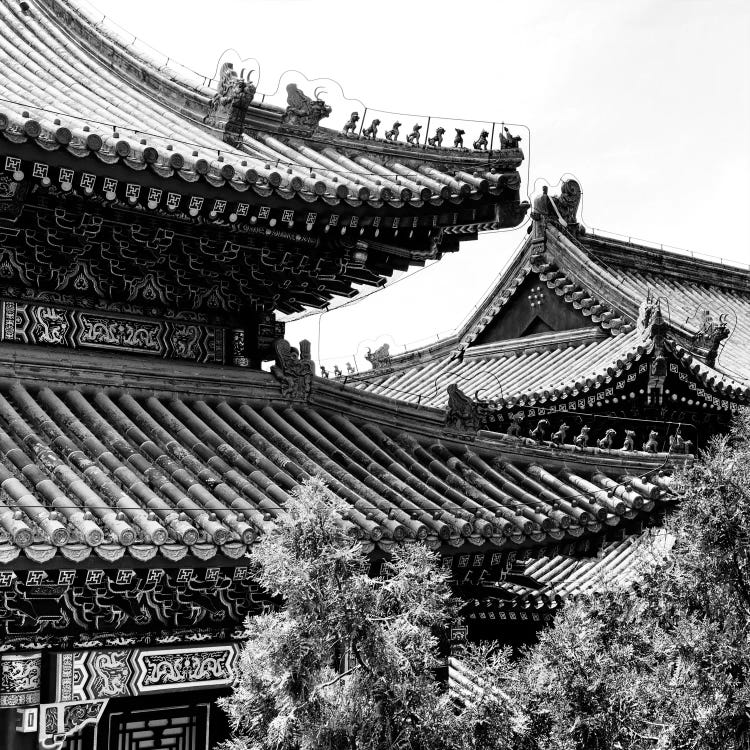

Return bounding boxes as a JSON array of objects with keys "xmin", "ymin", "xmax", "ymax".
[{"xmin": 223, "ymin": 411, "xmax": 750, "ymax": 750}]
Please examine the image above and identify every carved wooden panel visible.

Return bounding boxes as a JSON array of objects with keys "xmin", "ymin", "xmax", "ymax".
[
  {"xmin": 0, "ymin": 566, "xmax": 272, "ymax": 649},
  {"xmin": 0, "ymin": 299, "xmax": 226, "ymax": 363},
  {"xmin": 55, "ymin": 644, "xmax": 239, "ymax": 701}
]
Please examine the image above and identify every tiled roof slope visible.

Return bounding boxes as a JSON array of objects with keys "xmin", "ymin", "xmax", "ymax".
[
  {"xmin": 480, "ymin": 527, "xmax": 671, "ymax": 612},
  {"xmin": 353, "ymin": 224, "xmax": 749, "ymax": 399},
  {"xmin": 356, "ymin": 327, "xmax": 651, "ymax": 407},
  {"xmin": 0, "ymin": 0, "xmax": 523, "ymax": 210},
  {"xmin": 578, "ymin": 235, "xmax": 750, "ymax": 384},
  {"xmin": 0, "ymin": 347, "xmax": 679, "ymax": 565}
]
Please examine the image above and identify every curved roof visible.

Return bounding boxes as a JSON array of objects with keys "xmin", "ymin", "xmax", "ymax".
[
  {"xmin": 350, "ymin": 216, "xmax": 750, "ymax": 403},
  {"xmin": 0, "ymin": 0, "xmax": 525, "ymax": 211},
  {"xmin": 0, "ymin": 347, "xmax": 679, "ymax": 565},
  {"xmin": 355, "ymin": 327, "xmax": 652, "ymax": 407}
]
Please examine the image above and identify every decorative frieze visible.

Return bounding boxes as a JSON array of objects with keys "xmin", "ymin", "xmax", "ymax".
[
  {"xmin": 39, "ymin": 699, "xmax": 108, "ymax": 750},
  {"xmin": 0, "ymin": 652, "xmax": 41, "ymax": 706},
  {"xmin": 55, "ymin": 643, "xmax": 239, "ymax": 702},
  {"xmin": 1, "ymin": 300, "xmax": 226, "ymax": 362},
  {"xmin": 0, "ymin": 566, "xmax": 269, "ymax": 646}
]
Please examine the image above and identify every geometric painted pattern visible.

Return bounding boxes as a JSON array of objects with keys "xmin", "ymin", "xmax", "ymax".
[{"xmin": 55, "ymin": 643, "xmax": 239, "ymax": 702}]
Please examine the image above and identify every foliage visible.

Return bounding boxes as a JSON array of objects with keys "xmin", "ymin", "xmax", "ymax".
[
  {"xmin": 223, "ymin": 411, "xmax": 750, "ymax": 749},
  {"xmin": 220, "ymin": 478, "xmax": 524, "ymax": 750},
  {"xmin": 515, "ymin": 409, "xmax": 750, "ymax": 749}
]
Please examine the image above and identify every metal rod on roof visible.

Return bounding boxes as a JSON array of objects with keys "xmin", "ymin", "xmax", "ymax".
[
  {"xmin": 359, "ymin": 109, "xmax": 367, "ymax": 138},
  {"xmin": 424, "ymin": 117, "xmax": 431, "ymax": 150},
  {"xmin": 491, "ymin": 122, "xmax": 497, "ymax": 152}
]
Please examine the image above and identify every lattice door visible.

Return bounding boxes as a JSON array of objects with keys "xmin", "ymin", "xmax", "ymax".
[
  {"xmin": 106, "ymin": 703, "xmax": 209, "ymax": 750},
  {"xmin": 61, "ymin": 727, "xmax": 94, "ymax": 750}
]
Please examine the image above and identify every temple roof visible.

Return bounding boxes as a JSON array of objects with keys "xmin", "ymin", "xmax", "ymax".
[
  {"xmin": 462, "ymin": 526, "xmax": 672, "ymax": 616},
  {"xmin": 355, "ymin": 327, "xmax": 652, "ymax": 408},
  {"xmin": 352, "ymin": 216, "xmax": 750, "ymax": 401},
  {"xmin": 0, "ymin": 347, "xmax": 679, "ymax": 566},
  {"xmin": 0, "ymin": 0, "xmax": 525, "ymax": 212}
]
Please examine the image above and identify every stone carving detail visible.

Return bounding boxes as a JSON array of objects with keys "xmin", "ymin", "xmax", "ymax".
[
  {"xmin": 669, "ymin": 429, "xmax": 692, "ymax": 455},
  {"xmin": 574, "ymin": 425, "xmax": 591, "ymax": 450},
  {"xmin": 622, "ymin": 430, "xmax": 636, "ymax": 451},
  {"xmin": 39, "ymin": 699, "xmax": 108, "ymax": 750},
  {"xmin": 444, "ymin": 384, "xmax": 479, "ymax": 432},
  {"xmin": 365, "ymin": 343, "xmax": 391, "ymax": 370},
  {"xmin": 453, "ymin": 128, "xmax": 465, "ymax": 148},
  {"xmin": 597, "ymin": 428, "xmax": 617, "ymax": 450},
  {"xmin": 550, "ymin": 422, "xmax": 568, "ymax": 446},
  {"xmin": 281, "ymin": 84, "xmax": 332, "ymax": 132},
  {"xmin": 499, "ymin": 126, "xmax": 522, "ymax": 149},
  {"xmin": 270, "ymin": 338, "xmax": 315, "ymax": 399},
  {"xmin": 406, "ymin": 124, "xmax": 422, "ymax": 146},
  {"xmin": 0, "ymin": 653, "xmax": 41, "ymax": 706},
  {"xmin": 530, "ymin": 418, "xmax": 550, "ymax": 441},
  {"xmin": 531, "ymin": 180, "xmax": 581, "ymax": 230},
  {"xmin": 385, "ymin": 121, "xmax": 402, "ymax": 141},
  {"xmin": 342, "ymin": 112, "xmax": 360, "ymax": 136},
  {"xmin": 473, "ymin": 130, "xmax": 489, "ymax": 150},
  {"xmin": 552, "ymin": 179, "xmax": 581, "ymax": 226},
  {"xmin": 362, "ymin": 119, "xmax": 381, "ymax": 140},
  {"xmin": 204, "ymin": 62, "xmax": 256, "ymax": 143},
  {"xmin": 637, "ymin": 296, "xmax": 659, "ymax": 332},
  {"xmin": 643, "ymin": 430, "xmax": 659, "ymax": 453},
  {"xmin": 691, "ymin": 310, "xmax": 730, "ymax": 366},
  {"xmin": 427, "ymin": 127, "xmax": 445, "ymax": 148}
]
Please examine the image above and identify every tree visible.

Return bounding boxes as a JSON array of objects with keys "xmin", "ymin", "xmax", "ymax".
[
  {"xmin": 515, "ymin": 410, "xmax": 750, "ymax": 749},
  {"xmin": 220, "ymin": 478, "xmax": 522, "ymax": 750}
]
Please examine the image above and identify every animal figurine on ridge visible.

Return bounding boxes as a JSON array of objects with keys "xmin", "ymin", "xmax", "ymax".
[
  {"xmin": 499, "ymin": 126, "xmax": 522, "ymax": 149},
  {"xmin": 361, "ymin": 118, "xmax": 381, "ymax": 140},
  {"xmin": 473, "ymin": 129, "xmax": 489, "ymax": 150},
  {"xmin": 385, "ymin": 121, "xmax": 402, "ymax": 141},
  {"xmin": 530, "ymin": 418, "xmax": 551, "ymax": 442},
  {"xmin": 454, "ymin": 128, "xmax": 465, "ymax": 148},
  {"xmin": 574, "ymin": 425, "xmax": 591, "ymax": 450},
  {"xmin": 643, "ymin": 431, "xmax": 659, "ymax": 453},
  {"xmin": 551, "ymin": 422, "xmax": 569, "ymax": 447},
  {"xmin": 506, "ymin": 413, "xmax": 523, "ymax": 438},
  {"xmin": 427, "ymin": 127, "xmax": 445, "ymax": 148},
  {"xmin": 597, "ymin": 428, "xmax": 617, "ymax": 450},
  {"xmin": 406, "ymin": 124, "xmax": 423, "ymax": 146},
  {"xmin": 622, "ymin": 430, "xmax": 636, "ymax": 451},
  {"xmin": 343, "ymin": 112, "xmax": 360, "ymax": 136}
]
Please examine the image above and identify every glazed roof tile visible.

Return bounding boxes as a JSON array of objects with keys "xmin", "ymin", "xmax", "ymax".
[
  {"xmin": 354, "ymin": 222, "xmax": 749, "ymax": 400},
  {"xmin": 356, "ymin": 327, "xmax": 652, "ymax": 407},
  {"xmin": 0, "ymin": 348, "xmax": 679, "ymax": 565},
  {"xmin": 469, "ymin": 527, "xmax": 672, "ymax": 612},
  {"xmin": 0, "ymin": 0, "xmax": 523, "ymax": 209}
]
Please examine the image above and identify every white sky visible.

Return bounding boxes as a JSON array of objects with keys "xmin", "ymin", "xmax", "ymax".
[{"xmin": 86, "ymin": 0, "xmax": 750, "ymax": 370}]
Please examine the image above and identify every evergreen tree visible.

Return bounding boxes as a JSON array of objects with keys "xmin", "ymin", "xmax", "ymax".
[
  {"xmin": 517, "ymin": 410, "xmax": 750, "ymax": 749},
  {"xmin": 220, "ymin": 478, "xmax": 522, "ymax": 750}
]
